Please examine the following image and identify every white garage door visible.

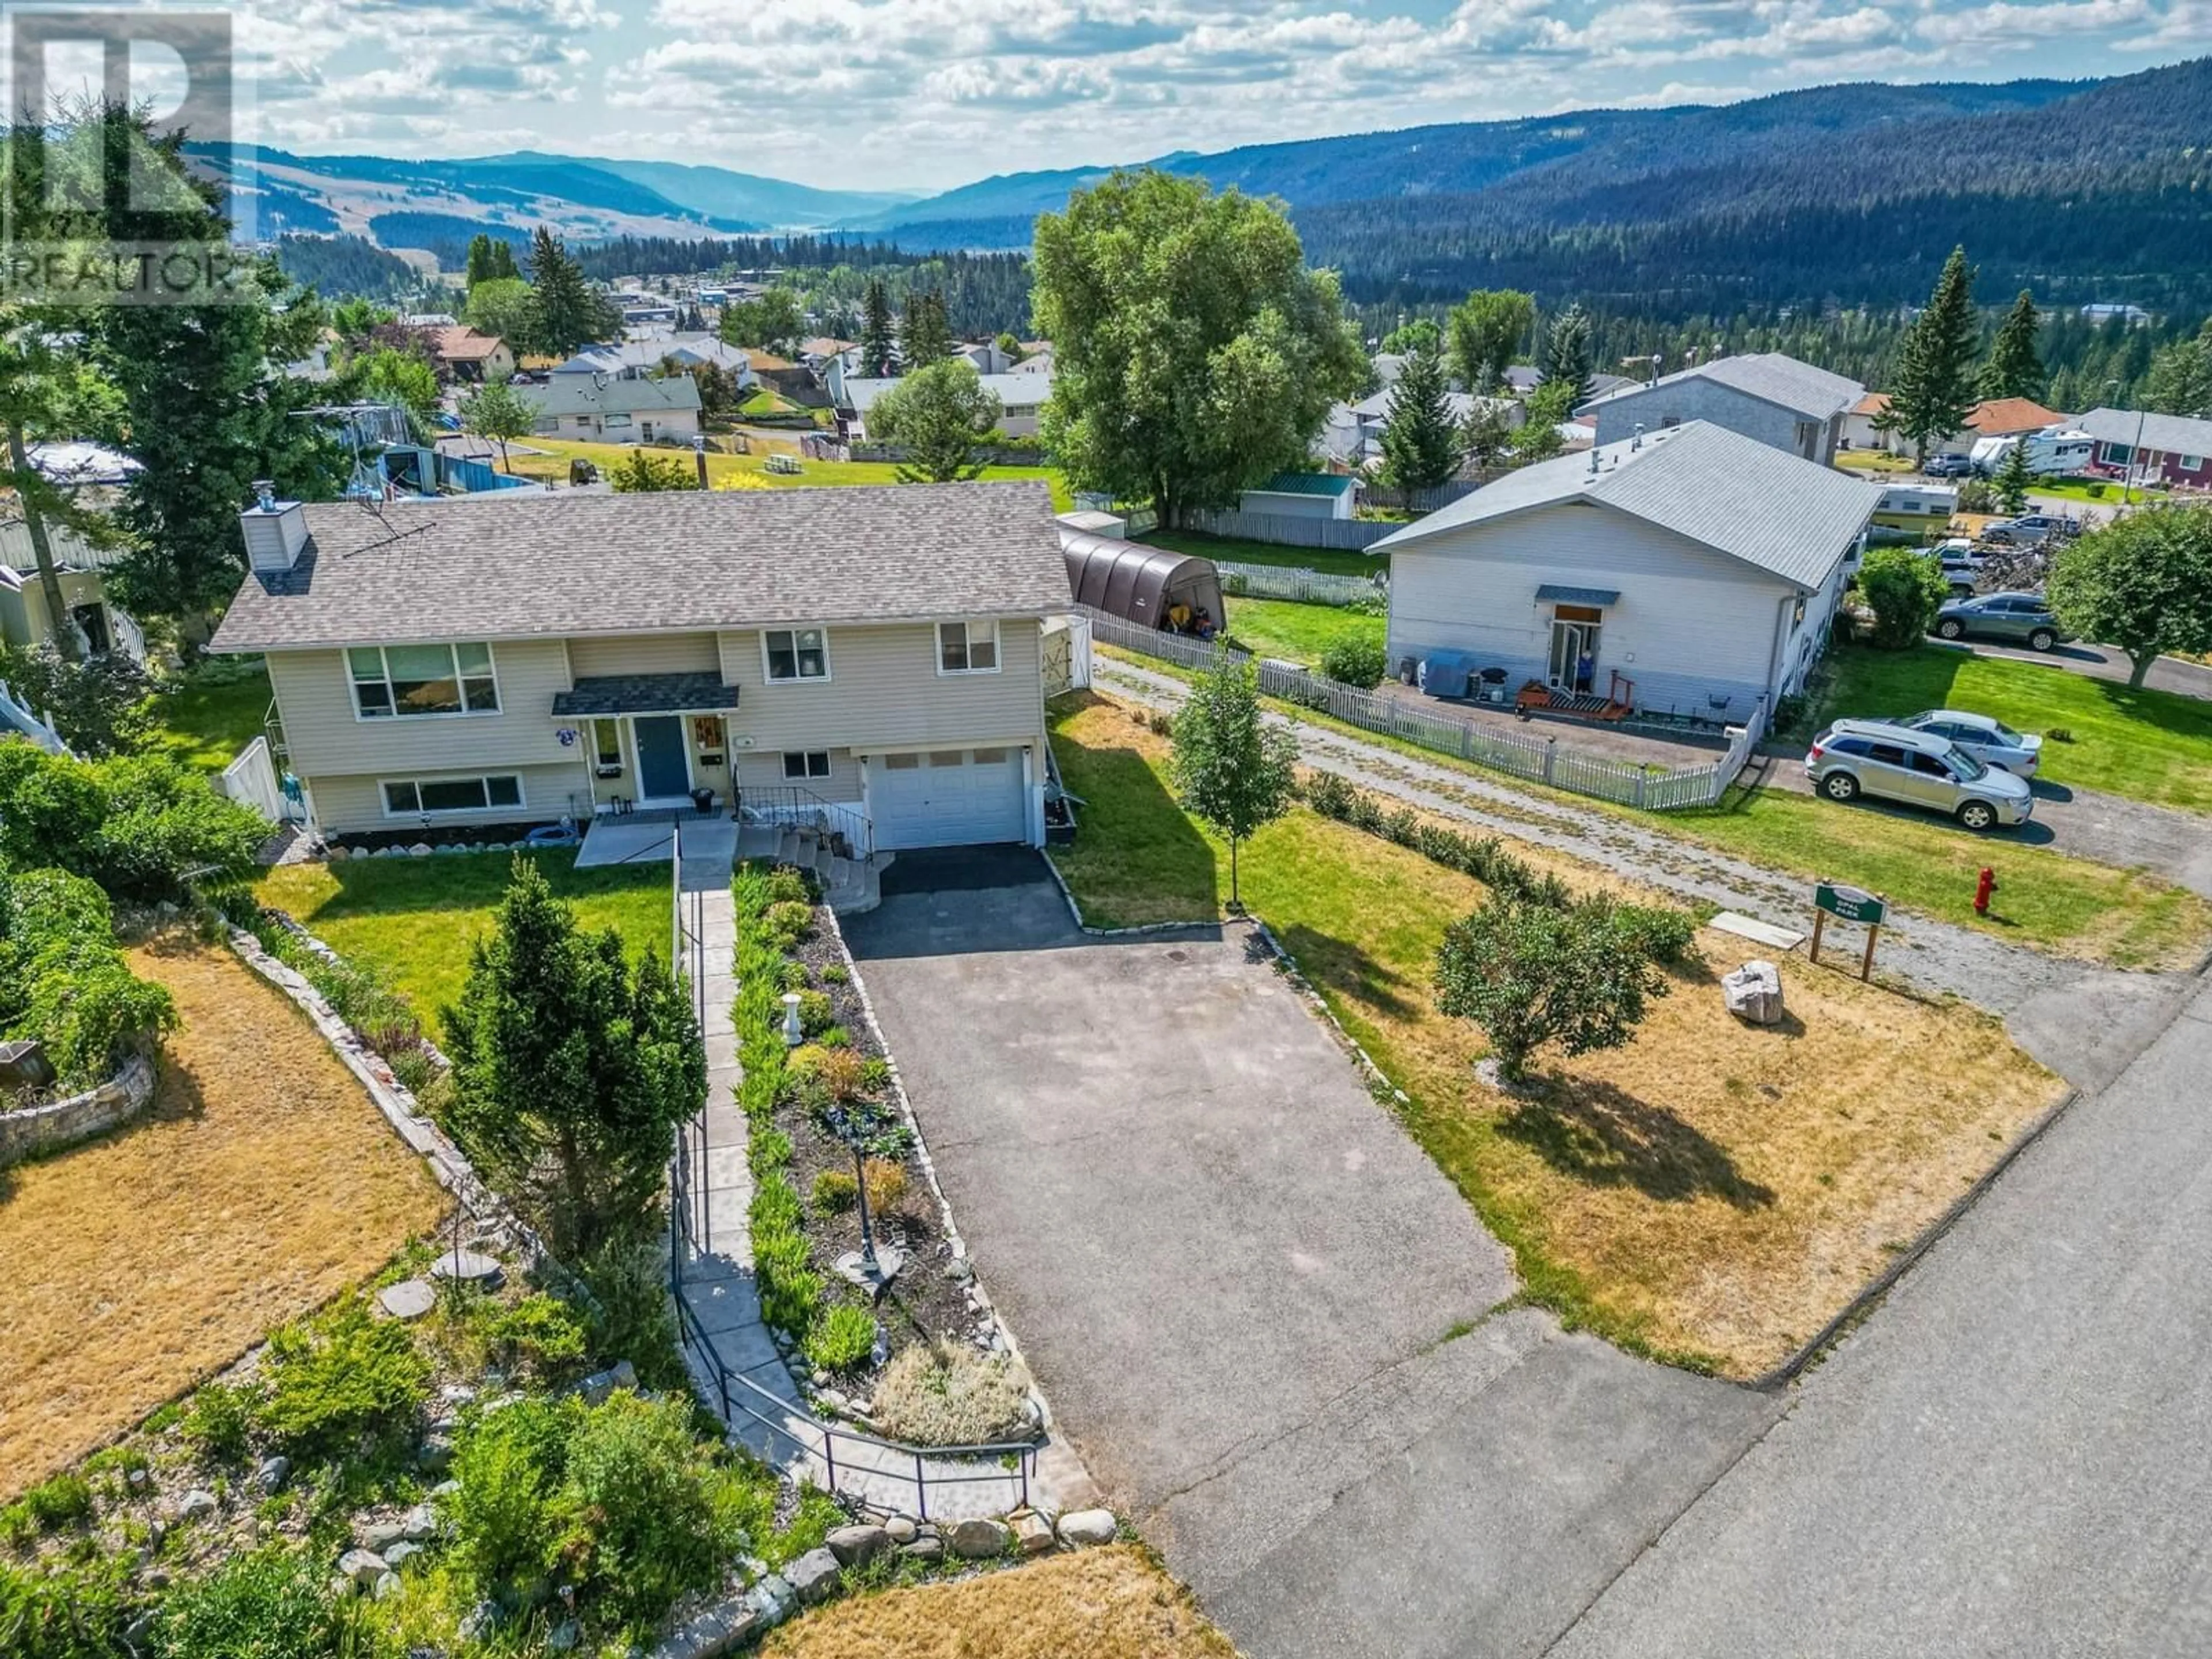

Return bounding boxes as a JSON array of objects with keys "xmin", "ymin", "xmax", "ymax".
[{"xmin": 871, "ymin": 747, "xmax": 1027, "ymax": 850}]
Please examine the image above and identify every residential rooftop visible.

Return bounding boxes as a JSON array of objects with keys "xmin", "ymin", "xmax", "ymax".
[
  {"xmin": 1582, "ymin": 351, "xmax": 1863, "ymax": 421},
  {"xmin": 841, "ymin": 372, "xmax": 1054, "ymax": 412},
  {"xmin": 2075, "ymin": 406, "xmax": 2212, "ymax": 456},
  {"xmin": 209, "ymin": 481, "xmax": 1071, "ymax": 653},
  {"xmin": 517, "ymin": 374, "xmax": 703, "ymax": 419},
  {"xmin": 1370, "ymin": 420, "xmax": 1883, "ymax": 590}
]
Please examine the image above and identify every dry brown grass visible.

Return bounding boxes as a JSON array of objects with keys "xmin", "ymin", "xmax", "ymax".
[
  {"xmin": 1051, "ymin": 695, "xmax": 2066, "ymax": 1375},
  {"xmin": 762, "ymin": 1544, "xmax": 1240, "ymax": 1659},
  {"xmin": 0, "ymin": 934, "xmax": 446, "ymax": 1498}
]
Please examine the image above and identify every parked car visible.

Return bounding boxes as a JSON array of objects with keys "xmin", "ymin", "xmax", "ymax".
[
  {"xmin": 1805, "ymin": 720, "xmax": 2035, "ymax": 831},
  {"xmin": 1981, "ymin": 513, "xmax": 2080, "ymax": 547},
  {"xmin": 1923, "ymin": 537, "xmax": 1986, "ymax": 597},
  {"xmin": 1922, "ymin": 454, "xmax": 1976, "ymax": 479},
  {"xmin": 1933, "ymin": 592, "xmax": 2069, "ymax": 652},
  {"xmin": 1885, "ymin": 709, "xmax": 2043, "ymax": 777}
]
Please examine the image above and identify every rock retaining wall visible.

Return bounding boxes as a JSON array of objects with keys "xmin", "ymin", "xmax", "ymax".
[{"xmin": 0, "ymin": 1051, "xmax": 157, "ymax": 1166}]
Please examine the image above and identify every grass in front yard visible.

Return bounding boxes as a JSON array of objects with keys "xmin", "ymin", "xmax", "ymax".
[
  {"xmin": 1141, "ymin": 528, "xmax": 1388, "ymax": 578},
  {"xmin": 1831, "ymin": 449, "xmax": 1919, "ymax": 474},
  {"xmin": 138, "ymin": 665, "xmax": 272, "ymax": 772},
  {"xmin": 253, "ymin": 850, "xmax": 669, "ymax": 1039},
  {"xmin": 0, "ymin": 935, "xmax": 445, "ymax": 1498},
  {"xmin": 1224, "ymin": 596, "xmax": 1384, "ymax": 666},
  {"xmin": 1050, "ymin": 695, "xmax": 2065, "ymax": 1374},
  {"xmin": 501, "ymin": 438, "xmax": 1072, "ymax": 509},
  {"xmin": 762, "ymin": 1544, "xmax": 1236, "ymax": 1659},
  {"xmin": 1821, "ymin": 643, "xmax": 2212, "ymax": 812}
]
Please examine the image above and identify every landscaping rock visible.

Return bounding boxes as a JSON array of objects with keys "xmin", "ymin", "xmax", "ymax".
[
  {"xmin": 825, "ymin": 1524, "xmax": 891, "ymax": 1568},
  {"xmin": 252, "ymin": 1455, "xmax": 290, "ymax": 1494},
  {"xmin": 1722, "ymin": 959, "xmax": 1786, "ymax": 1025},
  {"xmin": 748, "ymin": 1574, "xmax": 796, "ymax": 1627},
  {"xmin": 399, "ymin": 1503, "xmax": 438, "ymax": 1541},
  {"xmin": 576, "ymin": 1358, "xmax": 637, "ymax": 1405},
  {"xmin": 1056, "ymin": 1509, "xmax": 1118, "ymax": 1547},
  {"xmin": 175, "ymin": 1489, "xmax": 218, "ymax": 1522},
  {"xmin": 946, "ymin": 1517, "xmax": 1010, "ymax": 1560},
  {"xmin": 415, "ymin": 1433, "xmax": 453, "ymax": 1473},
  {"xmin": 377, "ymin": 1279, "xmax": 437, "ymax": 1319},
  {"xmin": 373, "ymin": 1570, "xmax": 402, "ymax": 1600},
  {"xmin": 381, "ymin": 1541, "xmax": 421, "ymax": 1570},
  {"xmin": 123, "ymin": 1613, "xmax": 155, "ymax": 1650},
  {"xmin": 884, "ymin": 1515, "xmax": 918, "ymax": 1545},
  {"xmin": 361, "ymin": 1518, "xmax": 408, "ymax": 1551},
  {"xmin": 457, "ymin": 1602, "xmax": 499, "ymax": 1642},
  {"xmin": 338, "ymin": 1549, "xmax": 387, "ymax": 1588},
  {"xmin": 408, "ymin": 843, "xmax": 433, "ymax": 857},
  {"xmin": 1013, "ymin": 1512, "xmax": 1055, "ymax": 1555},
  {"xmin": 899, "ymin": 1537, "xmax": 944, "ymax": 1563},
  {"xmin": 786, "ymin": 1547, "xmax": 843, "ymax": 1604},
  {"xmin": 428, "ymin": 1248, "xmax": 502, "ymax": 1287},
  {"xmin": 546, "ymin": 1618, "xmax": 579, "ymax": 1652},
  {"xmin": 648, "ymin": 1597, "xmax": 761, "ymax": 1659}
]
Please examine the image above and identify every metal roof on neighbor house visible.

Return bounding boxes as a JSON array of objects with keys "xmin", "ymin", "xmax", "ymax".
[
  {"xmin": 209, "ymin": 481, "xmax": 1072, "ymax": 654},
  {"xmin": 2076, "ymin": 406, "xmax": 2212, "ymax": 456},
  {"xmin": 1247, "ymin": 471, "xmax": 1355, "ymax": 497},
  {"xmin": 1581, "ymin": 352, "xmax": 1863, "ymax": 422},
  {"xmin": 1371, "ymin": 421, "xmax": 1883, "ymax": 592}
]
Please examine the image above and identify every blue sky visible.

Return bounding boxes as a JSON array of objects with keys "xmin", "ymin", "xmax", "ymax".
[{"xmin": 217, "ymin": 0, "xmax": 2212, "ymax": 191}]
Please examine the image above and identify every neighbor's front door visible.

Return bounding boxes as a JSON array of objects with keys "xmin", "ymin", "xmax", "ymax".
[
  {"xmin": 634, "ymin": 716, "xmax": 690, "ymax": 800},
  {"xmin": 1548, "ymin": 620, "xmax": 1598, "ymax": 691}
]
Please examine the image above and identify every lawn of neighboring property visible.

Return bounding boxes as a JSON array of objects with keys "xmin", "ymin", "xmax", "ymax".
[
  {"xmin": 1141, "ymin": 528, "xmax": 1389, "ymax": 579},
  {"xmin": 1097, "ymin": 644, "xmax": 2212, "ymax": 969},
  {"xmin": 763, "ymin": 1544, "xmax": 1236, "ymax": 1659},
  {"xmin": 0, "ymin": 935, "xmax": 445, "ymax": 1498},
  {"xmin": 501, "ymin": 437, "xmax": 1073, "ymax": 510},
  {"xmin": 2030, "ymin": 478, "xmax": 2166, "ymax": 506},
  {"xmin": 1048, "ymin": 694, "xmax": 2062, "ymax": 1374},
  {"xmin": 138, "ymin": 664, "xmax": 272, "ymax": 772},
  {"xmin": 1223, "ymin": 596, "xmax": 1384, "ymax": 666},
  {"xmin": 1831, "ymin": 449, "xmax": 1920, "ymax": 474},
  {"xmin": 1820, "ymin": 643, "xmax": 2212, "ymax": 813},
  {"xmin": 254, "ymin": 850, "xmax": 670, "ymax": 1040}
]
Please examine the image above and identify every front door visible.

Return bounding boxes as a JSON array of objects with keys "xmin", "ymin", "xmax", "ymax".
[
  {"xmin": 1548, "ymin": 619, "xmax": 1599, "ymax": 691},
  {"xmin": 634, "ymin": 716, "xmax": 690, "ymax": 800}
]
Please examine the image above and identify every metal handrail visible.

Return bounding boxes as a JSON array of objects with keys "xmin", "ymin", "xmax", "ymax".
[{"xmin": 736, "ymin": 783, "xmax": 873, "ymax": 861}]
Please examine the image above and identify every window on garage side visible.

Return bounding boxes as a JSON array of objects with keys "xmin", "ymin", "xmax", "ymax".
[
  {"xmin": 782, "ymin": 751, "xmax": 831, "ymax": 780},
  {"xmin": 937, "ymin": 619, "xmax": 999, "ymax": 674}
]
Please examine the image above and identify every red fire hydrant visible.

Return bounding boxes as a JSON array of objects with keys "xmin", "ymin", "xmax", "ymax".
[{"xmin": 1975, "ymin": 866, "xmax": 1997, "ymax": 916}]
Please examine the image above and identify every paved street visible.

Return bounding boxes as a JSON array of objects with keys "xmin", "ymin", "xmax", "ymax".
[
  {"xmin": 1936, "ymin": 635, "xmax": 2212, "ymax": 701},
  {"xmin": 1549, "ymin": 968, "xmax": 2212, "ymax": 1659}
]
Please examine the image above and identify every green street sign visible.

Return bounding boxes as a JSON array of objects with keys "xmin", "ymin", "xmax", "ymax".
[{"xmin": 1816, "ymin": 882, "xmax": 1885, "ymax": 926}]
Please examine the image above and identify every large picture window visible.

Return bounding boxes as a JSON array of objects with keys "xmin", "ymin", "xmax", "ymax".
[
  {"xmin": 350, "ymin": 643, "xmax": 499, "ymax": 718},
  {"xmin": 937, "ymin": 619, "xmax": 1000, "ymax": 675},
  {"xmin": 381, "ymin": 774, "xmax": 523, "ymax": 816},
  {"xmin": 763, "ymin": 628, "xmax": 829, "ymax": 682}
]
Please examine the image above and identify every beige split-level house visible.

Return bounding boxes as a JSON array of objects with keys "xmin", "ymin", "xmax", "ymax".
[{"xmin": 208, "ymin": 483, "xmax": 1073, "ymax": 850}]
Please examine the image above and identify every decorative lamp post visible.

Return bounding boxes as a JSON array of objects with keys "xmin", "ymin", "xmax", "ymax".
[{"xmin": 824, "ymin": 1102, "xmax": 877, "ymax": 1277}]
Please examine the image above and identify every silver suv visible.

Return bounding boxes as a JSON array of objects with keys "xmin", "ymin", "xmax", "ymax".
[{"xmin": 1805, "ymin": 719, "xmax": 2035, "ymax": 831}]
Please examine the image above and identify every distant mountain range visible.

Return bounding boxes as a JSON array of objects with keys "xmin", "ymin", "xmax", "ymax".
[{"xmin": 204, "ymin": 57, "xmax": 2212, "ymax": 312}]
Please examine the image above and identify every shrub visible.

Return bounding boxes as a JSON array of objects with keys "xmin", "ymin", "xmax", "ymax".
[
  {"xmin": 763, "ymin": 866, "xmax": 812, "ymax": 906},
  {"xmin": 1855, "ymin": 546, "xmax": 1952, "ymax": 650},
  {"xmin": 1607, "ymin": 902, "xmax": 1701, "ymax": 967},
  {"xmin": 862, "ymin": 1157, "xmax": 908, "ymax": 1217},
  {"xmin": 1319, "ymin": 635, "xmax": 1387, "ymax": 689},
  {"xmin": 445, "ymin": 1395, "xmax": 574, "ymax": 1600},
  {"xmin": 257, "ymin": 1297, "xmax": 431, "ymax": 1457},
  {"xmin": 149, "ymin": 1546, "xmax": 336, "ymax": 1659},
  {"xmin": 18, "ymin": 1474, "xmax": 92, "ymax": 1533},
  {"xmin": 574, "ymin": 1231, "xmax": 685, "ymax": 1391},
  {"xmin": 1956, "ymin": 478, "xmax": 1995, "ymax": 513},
  {"xmin": 0, "ymin": 745, "xmax": 267, "ymax": 899},
  {"xmin": 813, "ymin": 1046, "xmax": 868, "ymax": 1103},
  {"xmin": 559, "ymin": 1393, "xmax": 744, "ymax": 1630},
  {"xmin": 817, "ymin": 1023, "xmax": 852, "ymax": 1049},
  {"xmin": 0, "ymin": 866, "xmax": 178, "ymax": 1085},
  {"xmin": 185, "ymin": 1380, "xmax": 260, "ymax": 1463},
  {"xmin": 484, "ymin": 1293, "xmax": 590, "ymax": 1381},
  {"xmin": 778, "ymin": 959, "xmax": 810, "ymax": 991},
  {"xmin": 872, "ymin": 1343, "xmax": 1031, "ymax": 1447},
  {"xmin": 820, "ymin": 963, "xmax": 849, "ymax": 984},
  {"xmin": 0, "ymin": 643, "xmax": 151, "ymax": 757},
  {"xmin": 811, "ymin": 1168, "xmax": 858, "ymax": 1214},
  {"xmin": 796, "ymin": 988, "xmax": 834, "ymax": 1036},
  {"xmin": 2085, "ymin": 482, "xmax": 2106, "ymax": 498},
  {"xmin": 2046, "ymin": 726, "xmax": 2074, "ymax": 744},
  {"xmin": 804, "ymin": 1304, "xmax": 877, "ymax": 1375},
  {"xmin": 0, "ymin": 1554, "xmax": 134, "ymax": 1659},
  {"xmin": 1435, "ymin": 895, "xmax": 1672, "ymax": 1082},
  {"xmin": 765, "ymin": 900, "xmax": 815, "ymax": 949},
  {"xmin": 859, "ymin": 1057, "xmax": 891, "ymax": 1092}
]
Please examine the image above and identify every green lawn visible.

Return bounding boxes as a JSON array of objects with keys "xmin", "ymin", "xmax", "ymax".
[
  {"xmin": 139, "ymin": 666, "xmax": 272, "ymax": 772},
  {"xmin": 504, "ymin": 438, "xmax": 1071, "ymax": 510},
  {"xmin": 1821, "ymin": 644, "xmax": 2212, "ymax": 813},
  {"xmin": 1141, "ymin": 529, "xmax": 1389, "ymax": 579},
  {"xmin": 254, "ymin": 850, "xmax": 671, "ymax": 1039},
  {"xmin": 1223, "ymin": 597, "xmax": 1383, "ymax": 667},
  {"xmin": 2028, "ymin": 479, "xmax": 2165, "ymax": 506}
]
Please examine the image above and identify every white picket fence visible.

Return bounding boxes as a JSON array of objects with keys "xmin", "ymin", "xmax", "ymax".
[
  {"xmin": 1215, "ymin": 560, "xmax": 1382, "ymax": 607},
  {"xmin": 1080, "ymin": 605, "xmax": 1767, "ymax": 812}
]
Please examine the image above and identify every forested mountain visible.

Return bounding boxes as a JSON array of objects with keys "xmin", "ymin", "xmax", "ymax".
[{"xmin": 270, "ymin": 233, "xmax": 419, "ymax": 300}]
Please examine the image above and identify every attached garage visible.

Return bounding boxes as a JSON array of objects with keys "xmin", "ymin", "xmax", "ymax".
[{"xmin": 869, "ymin": 747, "xmax": 1029, "ymax": 850}]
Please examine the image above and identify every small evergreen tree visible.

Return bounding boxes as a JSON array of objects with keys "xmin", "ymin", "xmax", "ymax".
[
  {"xmin": 443, "ymin": 858, "xmax": 706, "ymax": 1256},
  {"xmin": 1434, "ymin": 895, "xmax": 1670, "ymax": 1084},
  {"xmin": 465, "ymin": 233, "xmax": 497, "ymax": 290},
  {"xmin": 458, "ymin": 375, "xmax": 535, "ymax": 472},
  {"xmin": 859, "ymin": 277, "xmax": 897, "ymax": 377},
  {"xmin": 869, "ymin": 359, "xmax": 1002, "ymax": 483},
  {"xmin": 1541, "ymin": 304, "xmax": 1595, "ymax": 407},
  {"xmin": 1982, "ymin": 289, "xmax": 2046, "ymax": 400},
  {"xmin": 1993, "ymin": 436, "xmax": 2034, "ymax": 514},
  {"xmin": 1377, "ymin": 349, "xmax": 1461, "ymax": 491},
  {"xmin": 1168, "ymin": 656, "xmax": 1298, "ymax": 911},
  {"xmin": 899, "ymin": 291, "xmax": 952, "ymax": 369},
  {"xmin": 1460, "ymin": 399, "xmax": 1513, "ymax": 475},
  {"xmin": 1879, "ymin": 247, "xmax": 1980, "ymax": 465}
]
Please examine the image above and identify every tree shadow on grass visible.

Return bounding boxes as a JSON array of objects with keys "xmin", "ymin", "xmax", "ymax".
[
  {"xmin": 1270, "ymin": 921, "xmax": 1426, "ymax": 1024},
  {"xmin": 1500, "ymin": 1078, "xmax": 1776, "ymax": 1209}
]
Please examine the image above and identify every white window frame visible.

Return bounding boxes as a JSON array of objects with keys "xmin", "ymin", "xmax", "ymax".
[
  {"xmin": 590, "ymin": 718, "xmax": 624, "ymax": 777},
  {"xmin": 349, "ymin": 642, "xmax": 501, "ymax": 722},
  {"xmin": 379, "ymin": 773, "xmax": 525, "ymax": 819},
  {"xmin": 761, "ymin": 626, "xmax": 832, "ymax": 684},
  {"xmin": 782, "ymin": 750, "xmax": 831, "ymax": 781},
  {"xmin": 936, "ymin": 619, "xmax": 1002, "ymax": 676}
]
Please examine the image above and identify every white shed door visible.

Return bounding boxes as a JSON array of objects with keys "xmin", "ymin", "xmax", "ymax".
[{"xmin": 872, "ymin": 748, "xmax": 1025, "ymax": 849}]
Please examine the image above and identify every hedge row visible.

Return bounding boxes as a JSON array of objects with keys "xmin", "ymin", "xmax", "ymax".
[
  {"xmin": 0, "ymin": 865, "xmax": 177, "ymax": 1086},
  {"xmin": 731, "ymin": 863, "xmax": 824, "ymax": 1344}
]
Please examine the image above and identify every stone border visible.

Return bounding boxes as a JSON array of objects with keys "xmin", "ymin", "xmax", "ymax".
[{"xmin": 0, "ymin": 1051, "xmax": 157, "ymax": 1167}]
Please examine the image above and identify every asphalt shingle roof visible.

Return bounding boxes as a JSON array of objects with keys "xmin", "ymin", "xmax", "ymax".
[
  {"xmin": 518, "ymin": 374, "xmax": 702, "ymax": 420},
  {"xmin": 550, "ymin": 673, "xmax": 741, "ymax": 716},
  {"xmin": 1370, "ymin": 421, "xmax": 1882, "ymax": 591},
  {"xmin": 210, "ymin": 482, "xmax": 1071, "ymax": 653},
  {"xmin": 1583, "ymin": 352, "xmax": 1862, "ymax": 421},
  {"xmin": 842, "ymin": 373, "xmax": 1052, "ymax": 412}
]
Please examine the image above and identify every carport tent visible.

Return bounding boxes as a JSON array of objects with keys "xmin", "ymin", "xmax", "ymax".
[{"xmin": 1062, "ymin": 532, "xmax": 1223, "ymax": 630}]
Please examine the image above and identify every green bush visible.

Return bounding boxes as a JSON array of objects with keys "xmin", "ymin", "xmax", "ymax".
[
  {"xmin": 444, "ymin": 1396, "xmax": 575, "ymax": 1600},
  {"xmin": 1607, "ymin": 901, "xmax": 1701, "ymax": 968},
  {"xmin": 820, "ymin": 963, "xmax": 849, "ymax": 984},
  {"xmin": 811, "ymin": 1168, "xmax": 858, "ymax": 1214},
  {"xmin": 0, "ymin": 745, "xmax": 266, "ymax": 899},
  {"xmin": 748, "ymin": 1127, "xmax": 794, "ymax": 1182},
  {"xmin": 149, "ymin": 1547, "xmax": 336, "ymax": 1659},
  {"xmin": 574, "ymin": 1232, "xmax": 685, "ymax": 1391},
  {"xmin": 764, "ymin": 900, "xmax": 814, "ymax": 949},
  {"xmin": 2085, "ymin": 482, "xmax": 2107, "ymax": 499},
  {"xmin": 18, "ymin": 1473, "xmax": 92, "ymax": 1533},
  {"xmin": 763, "ymin": 866, "xmax": 812, "ymax": 906},
  {"xmin": 0, "ymin": 643, "xmax": 151, "ymax": 757},
  {"xmin": 1319, "ymin": 635, "xmax": 1387, "ymax": 689},
  {"xmin": 185, "ymin": 1381, "xmax": 259, "ymax": 1463},
  {"xmin": 1855, "ymin": 546, "xmax": 1952, "ymax": 650},
  {"xmin": 484, "ymin": 1293, "xmax": 590, "ymax": 1380},
  {"xmin": 0, "ymin": 866, "xmax": 177, "ymax": 1085},
  {"xmin": 804, "ymin": 1304, "xmax": 877, "ymax": 1374},
  {"xmin": 753, "ymin": 1226, "xmax": 821, "ymax": 1338},
  {"xmin": 257, "ymin": 1297, "xmax": 431, "ymax": 1458},
  {"xmin": 778, "ymin": 958, "xmax": 810, "ymax": 991},
  {"xmin": 559, "ymin": 1393, "xmax": 745, "ymax": 1630},
  {"xmin": 792, "ymin": 988, "xmax": 832, "ymax": 1036},
  {"xmin": 0, "ymin": 1554, "xmax": 134, "ymax": 1659},
  {"xmin": 1435, "ymin": 894, "xmax": 1673, "ymax": 1082}
]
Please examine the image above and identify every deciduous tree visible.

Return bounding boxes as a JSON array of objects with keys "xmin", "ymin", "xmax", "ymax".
[
  {"xmin": 608, "ymin": 449, "xmax": 696, "ymax": 493},
  {"xmin": 720, "ymin": 286, "xmax": 806, "ymax": 357},
  {"xmin": 1168, "ymin": 654, "xmax": 1298, "ymax": 911},
  {"xmin": 1434, "ymin": 895, "xmax": 1670, "ymax": 1084},
  {"xmin": 463, "ymin": 276, "xmax": 536, "ymax": 347},
  {"xmin": 459, "ymin": 375, "xmax": 535, "ymax": 472},
  {"xmin": 1033, "ymin": 170, "xmax": 1365, "ymax": 524},
  {"xmin": 1855, "ymin": 544, "xmax": 1952, "ymax": 649},
  {"xmin": 2046, "ymin": 506, "xmax": 2212, "ymax": 688},
  {"xmin": 1446, "ymin": 289, "xmax": 1535, "ymax": 394},
  {"xmin": 868, "ymin": 359, "xmax": 1002, "ymax": 483}
]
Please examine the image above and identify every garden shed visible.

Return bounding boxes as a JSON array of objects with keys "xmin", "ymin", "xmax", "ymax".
[{"xmin": 1059, "ymin": 531, "xmax": 1224, "ymax": 632}]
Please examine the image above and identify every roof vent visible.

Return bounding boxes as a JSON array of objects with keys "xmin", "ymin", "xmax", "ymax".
[
  {"xmin": 1632, "ymin": 422, "xmax": 1645, "ymax": 452},
  {"xmin": 241, "ymin": 485, "xmax": 309, "ymax": 574}
]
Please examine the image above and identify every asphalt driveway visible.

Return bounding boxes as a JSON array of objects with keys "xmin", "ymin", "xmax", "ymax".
[{"xmin": 843, "ymin": 849, "xmax": 1777, "ymax": 1659}]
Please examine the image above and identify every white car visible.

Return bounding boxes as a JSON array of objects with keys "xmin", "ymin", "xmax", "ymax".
[{"xmin": 1886, "ymin": 710, "xmax": 2042, "ymax": 777}]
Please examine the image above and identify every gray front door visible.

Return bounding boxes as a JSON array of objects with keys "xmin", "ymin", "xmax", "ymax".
[{"xmin": 634, "ymin": 717, "xmax": 688, "ymax": 798}]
